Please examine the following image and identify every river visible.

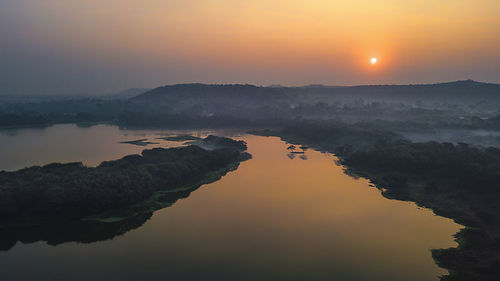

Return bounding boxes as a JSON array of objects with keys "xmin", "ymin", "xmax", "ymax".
[{"xmin": 0, "ymin": 124, "xmax": 461, "ymax": 281}]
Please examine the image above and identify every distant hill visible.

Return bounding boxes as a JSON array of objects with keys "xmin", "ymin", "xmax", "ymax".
[
  {"xmin": 286, "ymin": 80, "xmax": 500, "ymax": 102},
  {"xmin": 102, "ymin": 88, "xmax": 151, "ymax": 99},
  {"xmin": 132, "ymin": 83, "xmax": 286, "ymax": 102},
  {"xmin": 132, "ymin": 80, "xmax": 500, "ymax": 104}
]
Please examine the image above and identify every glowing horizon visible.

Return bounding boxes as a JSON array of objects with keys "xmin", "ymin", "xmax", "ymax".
[{"xmin": 1, "ymin": 0, "xmax": 499, "ymax": 94}]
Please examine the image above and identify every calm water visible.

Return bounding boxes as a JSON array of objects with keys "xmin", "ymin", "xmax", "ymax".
[{"xmin": 0, "ymin": 124, "xmax": 461, "ymax": 281}]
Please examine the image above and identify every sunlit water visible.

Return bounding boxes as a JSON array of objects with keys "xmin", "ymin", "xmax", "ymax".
[{"xmin": 0, "ymin": 124, "xmax": 461, "ymax": 281}]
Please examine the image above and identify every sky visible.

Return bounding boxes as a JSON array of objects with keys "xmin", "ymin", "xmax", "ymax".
[{"xmin": 1, "ymin": 0, "xmax": 500, "ymax": 95}]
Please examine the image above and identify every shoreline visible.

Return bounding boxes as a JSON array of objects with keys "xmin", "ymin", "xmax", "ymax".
[
  {"xmin": 83, "ymin": 162, "xmax": 241, "ymax": 223},
  {"xmin": 252, "ymin": 128, "xmax": 500, "ymax": 281}
]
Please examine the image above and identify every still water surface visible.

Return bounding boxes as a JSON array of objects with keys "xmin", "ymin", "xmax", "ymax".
[{"xmin": 0, "ymin": 124, "xmax": 461, "ymax": 281}]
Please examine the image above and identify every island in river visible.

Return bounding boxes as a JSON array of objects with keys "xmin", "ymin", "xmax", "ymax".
[{"xmin": 0, "ymin": 135, "xmax": 250, "ymax": 226}]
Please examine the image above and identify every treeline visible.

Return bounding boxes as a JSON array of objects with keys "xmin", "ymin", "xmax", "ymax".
[
  {"xmin": 0, "ymin": 98, "xmax": 128, "ymax": 128},
  {"xmin": 341, "ymin": 140, "xmax": 500, "ymax": 192},
  {"xmin": 3, "ymin": 81, "xmax": 500, "ymax": 130},
  {"xmin": 201, "ymin": 135, "xmax": 249, "ymax": 151},
  {"xmin": 133, "ymin": 83, "xmax": 288, "ymax": 102},
  {"xmin": 0, "ymin": 113, "xmax": 49, "ymax": 128},
  {"xmin": 275, "ymin": 120, "xmax": 401, "ymax": 152},
  {"xmin": 0, "ymin": 136, "xmax": 250, "ymax": 224},
  {"xmin": 0, "ymin": 112, "xmax": 107, "ymax": 128},
  {"xmin": 116, "ymin": 111, "xmax": 289, "ymax": 129}
]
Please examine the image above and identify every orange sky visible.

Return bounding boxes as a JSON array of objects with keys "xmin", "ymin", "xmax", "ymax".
[{"xmin": 1, "ymin": 0, "xmax": 499, "ymax": 94}]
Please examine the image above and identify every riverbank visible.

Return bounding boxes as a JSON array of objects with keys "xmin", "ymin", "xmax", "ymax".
[
  {"xmin": 253, "ymin": 124, "xmax": 500, "ymax": 281},
  {"xmin": 84, "ymin": 163, "xmax": 241, "ymax": 223}
]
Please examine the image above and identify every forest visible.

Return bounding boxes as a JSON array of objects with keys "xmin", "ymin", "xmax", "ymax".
[
  {"xmin": 3, "ymin": 81, "xmax": 500, "ymax": 131},
  {"xmin": 0, "ymin": 136, "xmax": 250, "ymax": 225}
]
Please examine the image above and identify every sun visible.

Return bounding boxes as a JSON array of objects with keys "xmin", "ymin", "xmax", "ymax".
[{"xmin": 370, "ymin": 57, "xmax": 377, "ymax": 64}]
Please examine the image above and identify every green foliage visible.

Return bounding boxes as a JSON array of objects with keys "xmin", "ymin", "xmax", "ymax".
[{"xmin": 0, "ymin": 137, "xmax": 249, "ymax": 224}]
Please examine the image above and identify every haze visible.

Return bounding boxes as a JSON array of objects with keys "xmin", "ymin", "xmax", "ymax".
[{"xmin": 1, "ymin": 0, "xmax": 499, "ymax": 95}]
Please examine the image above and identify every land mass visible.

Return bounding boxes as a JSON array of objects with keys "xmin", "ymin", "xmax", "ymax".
[
  {"xmin": 3, "ymin": 80, "xmax": 500, "ymax": 132},
  {"xmin": 0, "ymin": 136, "xmax": 251, "ymax": 226}
]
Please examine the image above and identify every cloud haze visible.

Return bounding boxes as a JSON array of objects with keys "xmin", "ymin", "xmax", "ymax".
[{"xmin": 1, "ymin": 0, "xmax": 500, "ymax": 95}]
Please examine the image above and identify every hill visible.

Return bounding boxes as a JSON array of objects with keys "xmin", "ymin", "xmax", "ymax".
[
  {"xmin": 287, "ymin": 80, "xmax": 500, "ymax": 103},
  {"xmin": 133, "ymin": 80, "xmax": 500, "ymax": 104},
  {"xmin": 132, "ymin": 83, "xmax": 287, "ymax": 103}
]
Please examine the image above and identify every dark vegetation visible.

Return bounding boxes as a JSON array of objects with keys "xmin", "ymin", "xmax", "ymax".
[
  {"xmin": 120, "ymin": 139, "xmax": 159, "ymax": 146},
  {"xmin": 0, "ymin": 173, "xmax": 213, "ymax": 251},
  {"xmin": 0, "ymin": 213, "xmax": 152, "ymax": 251},
  {"xmin": 0, "ymin": 98, "xmax": 129, "ymax": 128},
  {"xmin": 196, "ymin": 135, "xmax": 249, "ymax": 151},
  {"xmin": 116, "ymin": 111, "xmax": 289, "ymax": 129},
  {"xmin": 119, "ymin": 81, "xmax": 500, "ymax": 134},
  {"xmin": 256, "ymin": 122, "xmax": 500, "ymax": 281},
  {"xmin": 159, "ymin": 135, "xmax": 201, "ymax": 141},
  {"xmin": 0, "ymin": 136, "xmax": 250, "ymax": 226},
  {"xmin": 2, "ymin": 81, "xmax": 500, "ymax": 132}
]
